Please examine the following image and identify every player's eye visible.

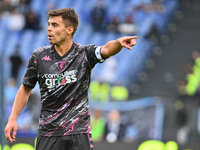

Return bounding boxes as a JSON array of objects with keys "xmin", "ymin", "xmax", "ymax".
[{"xmin": 52, "ymin": 23, "xmax": 58, "ymax": 27}]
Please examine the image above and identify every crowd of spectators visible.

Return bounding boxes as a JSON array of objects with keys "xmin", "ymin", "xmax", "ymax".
[
  {"xmin": 0, "ymin": 0, "xmax": 40, "ymax": 32},
  {"xmin": 89, "ymin": 0, "xmax": 169, "ymax": 37},
  {"xmin": 90, "ymin": 0, "xmax": 138, "ymax": 35}
]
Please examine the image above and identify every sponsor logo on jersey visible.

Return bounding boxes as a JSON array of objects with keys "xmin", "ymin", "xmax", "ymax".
[
  {"xmin": 42, "ymin": 55, "xmax": 52, "ymax": 61},
  {"xmin": 44, "ymin": 70, "xmax": 77, "ymax": 88}
]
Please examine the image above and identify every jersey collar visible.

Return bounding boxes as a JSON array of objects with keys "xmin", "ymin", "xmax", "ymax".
[{"xmin": 52, "ymin": 42, "xmax": 76, "ymax": 59}]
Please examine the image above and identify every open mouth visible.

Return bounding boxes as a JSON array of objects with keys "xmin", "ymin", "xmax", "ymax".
[{"xmin": 48, "ymin": 34, "xmax": 54, "ymax": 39}]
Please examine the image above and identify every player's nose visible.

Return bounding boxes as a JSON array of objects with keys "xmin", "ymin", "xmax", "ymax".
[{"xmin": 47, "ymin": 25, "xmax": 52, "ymax": 32}]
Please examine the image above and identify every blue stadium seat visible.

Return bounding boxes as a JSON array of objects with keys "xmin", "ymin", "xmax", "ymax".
[
  {"xmin": 90, "ymin": 32, "xmax": 105, "ymax": 45},
  {"xmin": 73, "ymin": 0, "xmax": 85, "ymax": 13},
  {"xmin": 0, "ymin": 29, "xmax": 7, "ymax": 56},
  {"xmin": 104, "ymin": 32, "xmax": 118, "ymax": 42},
  {"xmin": 31, "ymin": 0, "xmax": 45, "ymax": 14},
  {"xmin": 18, "ymin": 65, "xmax": 27, "ymax": 85},
  {"xmin": 33, "ymin": 30, "xmax": 48, "ymax": 50},
  {"xmin": 4, "ymin": 34, "xmax": 20, "ymax": 58},
  {"xmin": 74, "ymin": 24, "xmax": 93, "ymax": 45},
  {"xmin": 19, "ymin": 30, "xmax": 35, "ymax": 61},
  {"xmin": 56, "ymin": 0, "xmax": 72, "ymax": 9},
  {"xmin": 85, "ymin": 0, "xmax": 98, "ymax": 10},
  {"xmin": 0, "ymin": 18, "xmax": 9, "ymax": 55}
]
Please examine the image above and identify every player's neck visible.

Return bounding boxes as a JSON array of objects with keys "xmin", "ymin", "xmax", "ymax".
[{"xmin": 55, "ymin": 40, "xmax": 73, "ymax": 57}]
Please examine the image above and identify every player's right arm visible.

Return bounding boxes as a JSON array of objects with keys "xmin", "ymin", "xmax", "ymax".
[{"xmin": 4, "ymin": 84, "xmax": 32, "ymax": 143}]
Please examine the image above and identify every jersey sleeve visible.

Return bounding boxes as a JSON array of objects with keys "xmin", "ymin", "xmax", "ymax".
[
  {"xmin": 23, "ymin": 51, "xmax": 38, "ymax": 89},
  {"xmin": 86, "ymin": 45, "xmax": 106, "ymax": 68}
]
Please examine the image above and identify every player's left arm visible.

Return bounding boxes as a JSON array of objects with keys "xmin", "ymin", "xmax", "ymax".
[{"xmin": 101, "ymin": 36, "xmax": 137, "ymax": 59}]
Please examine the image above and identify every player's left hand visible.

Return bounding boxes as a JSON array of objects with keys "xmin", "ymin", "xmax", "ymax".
[{"xmin": 118, "ymin": 36, "xmax": 137, "ymax": 50}]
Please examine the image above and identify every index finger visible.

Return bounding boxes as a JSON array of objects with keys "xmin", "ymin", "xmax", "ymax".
[{"xmin": 126, "ymin": 36, "xmax": 138, "ymax": 40}]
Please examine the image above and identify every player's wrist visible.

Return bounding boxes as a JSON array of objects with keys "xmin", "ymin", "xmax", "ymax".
[
  {"xmin": 116, "ymin": 37, "xmax": 122, "ymax": 43},
  {"xmin": 116, "ymin": 38, "xmax": 123, "ymax": 48},
  {"xmin": 8, "ymin": 116, "xmax": 17, "ymax": 121}
]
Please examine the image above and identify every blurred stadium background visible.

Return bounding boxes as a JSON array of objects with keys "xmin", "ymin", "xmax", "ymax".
[{"xmin": 1, "ymin": 0, "xmax": 200, "ymax": 149}]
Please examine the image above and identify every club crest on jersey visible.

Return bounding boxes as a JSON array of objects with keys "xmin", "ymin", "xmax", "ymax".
[{"xmin": 58, "ymin": 61, "xmax": 66, "ymax": 71}]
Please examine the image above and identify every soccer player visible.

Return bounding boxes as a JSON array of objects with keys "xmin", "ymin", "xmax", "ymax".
[{"xmin": 4, "ymin": 8, "xmax": 137, "ymax": 150}]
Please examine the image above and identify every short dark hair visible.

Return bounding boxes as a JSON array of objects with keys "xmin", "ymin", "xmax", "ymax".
[{"xmin": 48, "ymin": 8, "xmax": 79, "ymax": 37}]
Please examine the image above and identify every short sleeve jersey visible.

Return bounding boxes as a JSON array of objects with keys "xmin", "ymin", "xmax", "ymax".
[{"xmin": 23, "ymin": 43, "xmax": 105, "ymax": 137}]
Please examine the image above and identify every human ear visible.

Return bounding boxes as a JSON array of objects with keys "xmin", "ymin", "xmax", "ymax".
[{"xmin": 66, "ymin": 26, "xmax": 74, "ymax": 36}]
